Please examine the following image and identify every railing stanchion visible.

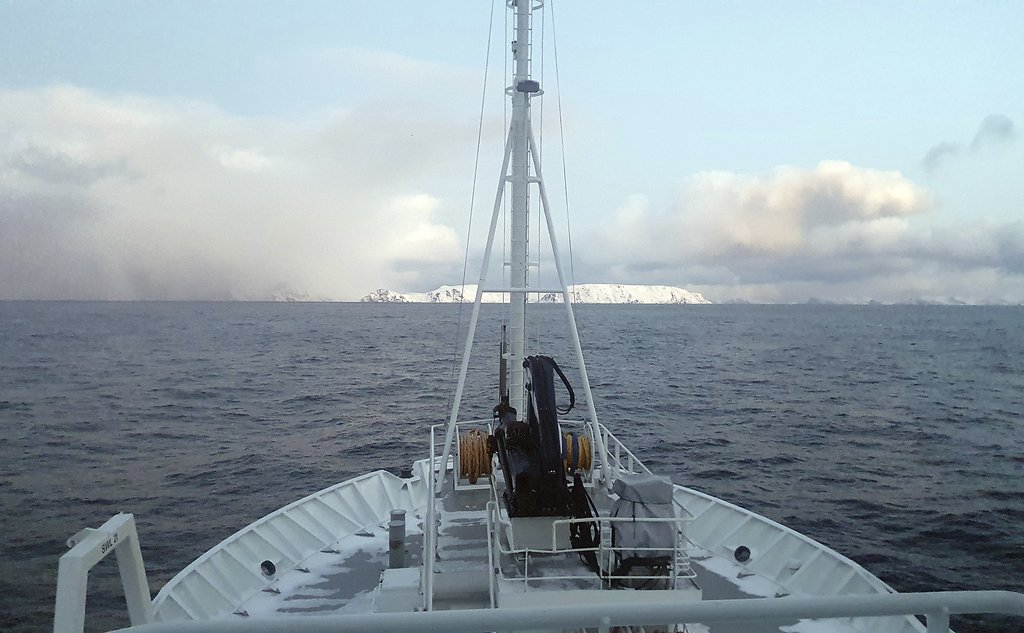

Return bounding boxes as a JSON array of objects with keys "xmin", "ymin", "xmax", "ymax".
[
  {"xmin": 926, "ymin": 607, "xmax": 950, "ymax": 633},
  {"xmin": 424, "ymin": 424, "xmax": 438, "ymax": 611}
]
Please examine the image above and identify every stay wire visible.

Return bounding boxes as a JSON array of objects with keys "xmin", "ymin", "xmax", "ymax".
[
  {"xmin": 448, "ymin": 0, "xmax": 497, "ymax": 411},
  {"xmin": 550, "ymin": 0, "xmax": 578, "ymax": 302}
]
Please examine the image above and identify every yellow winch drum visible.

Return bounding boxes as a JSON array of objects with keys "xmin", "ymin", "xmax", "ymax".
[
  {"xmin": 562, "ymin": 432, "xmax": 592, "ymax": 473},
  {"xmin": 458, "ymin": 428, "xmax": 492, "ymax": 484}
]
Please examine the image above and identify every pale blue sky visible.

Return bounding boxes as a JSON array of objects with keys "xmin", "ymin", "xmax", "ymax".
[{"xmin": 1, "ymin": 1, "xmax": 1022, "ymax": 302}]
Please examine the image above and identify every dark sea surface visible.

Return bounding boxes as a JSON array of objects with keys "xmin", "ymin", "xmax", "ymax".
[{"xmin": 1, "ymin": 302, "xmax": 1022, "ymax": 632}]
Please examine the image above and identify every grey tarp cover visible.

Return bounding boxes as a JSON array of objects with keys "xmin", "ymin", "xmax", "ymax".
[{"xmin": 610, "ymin": 472, "xmax": 675, "ymax": 561}]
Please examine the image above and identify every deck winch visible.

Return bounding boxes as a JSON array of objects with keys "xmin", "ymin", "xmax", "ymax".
[
  {"xmin": 492, "ymin": 355, "xmax": 577, "ymax": 517},
  {"xmin": 456, "ymin": 355, "xmax": 593, "ymax": 516}
]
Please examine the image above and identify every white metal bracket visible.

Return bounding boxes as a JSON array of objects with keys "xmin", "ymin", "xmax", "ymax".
[{"xmin": 54, "ymin": 512, "xmax": 153, "ymax": 633}]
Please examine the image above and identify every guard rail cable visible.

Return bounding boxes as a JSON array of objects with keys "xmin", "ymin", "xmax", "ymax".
[{"xmin": 485, "ymin": 500, "xmax": 697, "ymax": 590}]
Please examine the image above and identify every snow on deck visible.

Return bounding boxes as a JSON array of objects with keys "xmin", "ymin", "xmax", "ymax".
[
  {"xmin": 147, "ymin": 459, "xmax": 930, "ymax": 632},
  {"xmin": 240, "ymin": 520, "xmax": 425, "ymax": 617}
]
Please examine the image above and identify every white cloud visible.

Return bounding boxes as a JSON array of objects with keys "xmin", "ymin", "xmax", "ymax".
[
  {"xmin": 3, "ymin": 85, "xmax": 1020, "ymax": 304},
  {"xmin": 596, "ymin": 161, "xmax": 931, "ymax": 263},
  {"xmin": 0, "ymin": 85, "xmax": 472, "ymax": 300},
  {"xmin": 588, "ymin": 161, "xmax": 1024, "ymax": 303},
  {"xmin": 211, "ymin": 145, "xmax": 277, "ymax": 171},
  {"xmin": 381, "ymin": 194, "xmax": 459, "ymax": 262},
  {"xmin": 683, "ymin": 160, "xmax": 930, "ymax": 257}
]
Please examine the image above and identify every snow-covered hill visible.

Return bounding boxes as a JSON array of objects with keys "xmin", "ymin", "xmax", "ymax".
[
  {"xmin": 360, "ymin": 284, "xmax": 710, "ymax": 304},
  {"xmin": 360, "ymin": 285, "xmax": 477, "ymax": 303},
  {"xmin": 539, "ymin": 284, "xmax": 710, "ymax": 304}
]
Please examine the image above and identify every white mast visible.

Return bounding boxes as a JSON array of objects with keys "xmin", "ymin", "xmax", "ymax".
[
  {"xmin": 508, "ymin": 0, "xmax": 533, "ymax": 419},
  {"xmin": 436, "ymin": 0, "xmax": 611, "ymax": 495}
]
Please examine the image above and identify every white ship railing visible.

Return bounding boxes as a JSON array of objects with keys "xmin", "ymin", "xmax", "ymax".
[
  {"xmin": 53, "ymin": 476, "xmax": 1024, "ymax": 633},
  {"xmin": 55, "ymin": 470, "xmax": 431, "ymax": 633},
  {"xmin": 599, "ymin": 422, "xmax": 652, "ymax": 478},
  {"xmin": 426, "ymin": 423, "xmax": 440, "ymax": 610},
  {"xmin": 426, "ymin": 418, "xmax": 500, "ymax": 610},
  {"xmin": 106, "ymin": 591, "xmax": 1024, "ymax": 633},
  {"xmin": 430, "ymin": 419, "xmax": 680, "ymax": 598},
  {"xmin": 485, "ymin": 501, "xmax": 697, "ymax": 591}
]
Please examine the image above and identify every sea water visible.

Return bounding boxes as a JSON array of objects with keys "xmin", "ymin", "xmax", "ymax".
[{"xmin": 1, "ymin": 302, "xmax": 1021, "ymax": 632}]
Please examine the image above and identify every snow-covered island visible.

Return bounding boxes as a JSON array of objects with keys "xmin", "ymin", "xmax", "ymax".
[{"xmin": 361, "ymin": 284, "xmax": 711, "ymax": 304}]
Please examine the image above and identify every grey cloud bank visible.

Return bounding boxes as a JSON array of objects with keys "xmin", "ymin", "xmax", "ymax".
[
  {"xmin": 2, "ymin": 87, "xmax": 1022, "ymax": 305},
  {"xmin": 589, "ymin": 161, "xmax": 1024, "ymax": 304},
  {"xmin": 0, "ymin": 86, "xmax": 469, "ymax": 300}
]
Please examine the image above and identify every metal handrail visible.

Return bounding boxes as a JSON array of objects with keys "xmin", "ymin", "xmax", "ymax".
[
  {"xmin": 488, "ymin": 510, "xmax": 697, "ymax": 590},
  {"xmin": 428, "ymin": 419, "xmax": 495, "ymax": 610},
  {"xmin": 109, "ymin": 590, "xmax": 1024, "ymax": 633},
  {"xmin": 425, "ymin": 423, "xmax": 438, "ymax": 610},
  {"xmin": 599, "ymin": 423, "xmax": 652, "ymax": 477}
]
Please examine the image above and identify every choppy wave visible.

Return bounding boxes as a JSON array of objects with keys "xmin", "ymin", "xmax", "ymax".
[{"xmin": 1, "ymin": 302, "xmax": 1021, "ymax": 632}]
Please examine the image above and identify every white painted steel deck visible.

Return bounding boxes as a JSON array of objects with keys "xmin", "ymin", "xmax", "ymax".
[
  {"xmin": 150, "ymin": 466, "xmax": 429, "ymax": 622},
  {"xmin": 55, "ymin": 424, "xmax": 1018, "ymax": 633}
]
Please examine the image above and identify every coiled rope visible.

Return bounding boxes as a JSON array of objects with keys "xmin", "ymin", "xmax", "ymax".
[
  {"xmin": 562, "ymin": 432, "xmax": 592, "ymax": 473},
  {"xmin": 459, "ymin": 429, "xmax": 492, "ymax": 484}
]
